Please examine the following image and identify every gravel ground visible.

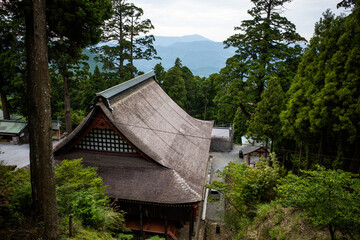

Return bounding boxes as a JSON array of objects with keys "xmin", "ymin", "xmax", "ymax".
[
  {"xmin": 0, "ymin": 142, "xmax": 30, "ymax": 168},
  {"xmin": 0, "ymin": 140, "xmax": 62, "ymax": 169}
]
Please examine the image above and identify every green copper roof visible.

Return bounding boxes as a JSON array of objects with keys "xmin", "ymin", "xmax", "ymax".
[
  {"xmin": 0, "ymin": 120, "xmax": 27, "ymax": 135},
  {"xmin": 96, "ymin": 71, "xmax": 155, "ymax": 100}
]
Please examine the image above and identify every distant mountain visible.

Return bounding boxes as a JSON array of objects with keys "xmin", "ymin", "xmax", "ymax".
[
  {"xmin": 135, "ymin": 35, "xmax": 235, "ymax": 77},
  {"xmin": 153, "ymin": 34, "xmax": 212, "ymax": 47},
  {"xmin": 86, "ymin": 35, "xmax": 235, "ymax": 77}
]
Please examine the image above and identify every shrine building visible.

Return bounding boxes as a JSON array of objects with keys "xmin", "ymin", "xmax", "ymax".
[{"xmin": 53, "ymin": 71, "xmax": 213, "ymax": 240}]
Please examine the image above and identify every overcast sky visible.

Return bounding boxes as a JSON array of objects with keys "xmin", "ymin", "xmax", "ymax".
[{"xmin": 132, "ymin": 0, "xmax": 349, "ymax": 42}]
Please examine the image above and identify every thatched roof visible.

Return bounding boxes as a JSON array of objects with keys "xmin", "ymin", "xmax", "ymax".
[{"xmin": 54, "ymin": 71, "xmax": 213, "ymax": 204}]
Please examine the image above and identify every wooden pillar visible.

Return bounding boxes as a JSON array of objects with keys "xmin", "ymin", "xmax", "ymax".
[
  {"xmin": 163, "ymin": 207, "xmax": 168, "ymax": 240},
  {"xmin": 189, "ymin": 205, "xmax": 194, "ymax": 240},
  {"xmin": 139, "ymin": 203, "xmax": 143, "ymax": 239}
]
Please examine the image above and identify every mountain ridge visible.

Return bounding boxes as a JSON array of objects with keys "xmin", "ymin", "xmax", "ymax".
[{"xmin": 86, "ymin": 34, "xmax": 235, "ymax": 77}]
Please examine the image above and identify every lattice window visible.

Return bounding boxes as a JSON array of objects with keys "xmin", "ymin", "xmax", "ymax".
[{"xmin": 75, "ymin": 128, "xmax": 137, "ymax": 154}]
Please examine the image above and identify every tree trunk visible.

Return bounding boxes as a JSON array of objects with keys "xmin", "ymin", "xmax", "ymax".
[
  {"xmin": 26, "ymin": 0, "xmax": 59, "ymax": 238},
  {"xmin": 130, "ymin": 16, "xmax": 134, "ymax": 69},
  {"xmin": 282, "ymin": 150, "xmax": 286, "ymax": 167},
  {"xmin": 336, "ymin": 131, "xmax": 345, "ymax": 168},
  {"xmin": 305, "ymin": 144, "xmax": 311, "ymax": 170},
  {"xmin": 118, "ymin": 4, "xmax": 124, "ymax": 73},
  {"xmin": 62, "ymin": 69, "xmax": 72, "ymax": 134},
  {"xmin": 350, "ymin": 138, "xmax": 360, "ymax": 173},
  {"xmin": 318, "ymin": 131, "xmax": 323, "ymax": 164},
  {"xmin": 265, "ymin": 140, "xmax": 268, "ymax": 159},
  {"xmin": 292, "ymin": 145, "xmax": 297, "ymax": 172},
  {"xmin": 0, "ymin": 88, "xmax": 10, "ymax": 120},
  {"xmin": 203, "ymin": 100, "xmax": 207, "ymax": 120},
  {"xmin": 328, "ymin": 223, "xmax": 336, "ymax": 240},
  {"xmin": 298, "ymin": 141, "xmax": 303, "ymax": 176}
]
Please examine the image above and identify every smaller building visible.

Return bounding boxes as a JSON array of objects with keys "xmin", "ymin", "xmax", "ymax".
[
  {"xmin": 241, "ymin": 144, "xmax": 268, "ymax": 167},
  {"xmin": 0, "ymin": 120, "xmax": 28, "ymax": 144},
  {"xmin": 52, "ymin": 120, "xmax": 63, "ymax": 140},
  {"xmin": 210, "ymin": 124, "xmax": 234, "ymax": 152}
]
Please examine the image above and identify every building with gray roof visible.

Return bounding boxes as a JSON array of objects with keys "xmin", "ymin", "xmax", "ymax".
[{"xmin": 53, "ymin": 71, "xmax": 213, "ymax": 239}]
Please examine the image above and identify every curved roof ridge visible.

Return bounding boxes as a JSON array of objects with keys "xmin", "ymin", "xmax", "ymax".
[
  {"xmin": 96, "ymin": 71, "xmax": 155, "ymax": 100},
  {"xmin": 172, "ymin": 169, "xmax": 202, "ymax": 201}
]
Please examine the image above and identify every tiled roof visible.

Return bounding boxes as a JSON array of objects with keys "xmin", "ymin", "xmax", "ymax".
[{"xmin": 0, "ymin": 120, "xmax": 27, "ymax": 135}]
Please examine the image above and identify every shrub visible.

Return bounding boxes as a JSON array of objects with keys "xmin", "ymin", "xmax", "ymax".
[
  {"xmin": 0, "ymin": 162, "xmax": 31, "ymax": 227},
  {"xmin": 277, "ymin": 166, "xmax": 360, "ymax": 240},
  {"xmin": 55, "ymin": 158, "xmax": 126, "ymax": 232},
  {"xmin": 209, "ymin": 153, "xmax": 285, "ymax": 216},
  {"xmin": 55, "ymin": 158, "xmax": 107, "ymax": 217}
]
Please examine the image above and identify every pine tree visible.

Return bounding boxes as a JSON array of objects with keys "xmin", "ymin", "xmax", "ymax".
[
  {"xmin": 162, "ymin": 60, "xmax": 187, "ymax": 109},
  {"xmin": 0, "ymin": 9, "xmax": 23, "ymax": 119},
  {"xmin": 216, "ymin": 0, "xmax": 305, "ymax": 142},
  {"xmin": 95, "ymin": 0, "xmax": 157, "ymax": 78},
  {"xmin": 248, "ymin": 77, "xmax": 285, "ymax": 151},
  {"xmin": 281, "ymin": 3, "xmax": 360, "ymax": 172},
  {"xmin": 47, "ymin": 0, "xmax": 112, "ymax": 133}
]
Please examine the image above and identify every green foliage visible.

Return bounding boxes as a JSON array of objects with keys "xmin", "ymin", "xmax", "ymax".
[
  {"xmin": 157, "ymin": 60, "xmax": 219, "ymax": 120},
  {"xmin": 236, "ymin": 203, "xmax": 331, "ymax": 240},
  {"xmin": 73, "ymin": 193, "xmax": 105, "ymax": 228},
  {"xmin": 153, "ymin": 63, "xmax": 166, "ymax": 86},
  {"xmin": 94, "ymin": 0, "xmax": 158, "ymax": 78},
  {"xmin": 195, "ymin": 74, "xmax": 218, "ymax": 120},
  {"xmin": 209, "ymin": 153, "xmax": 285, "ymax": 216},
  {"xmin": 71, "ymin": 109, "xmax": 86, "ymax": 128},
  {"xmin": 55, "ymin": 159, "xmax": 126, "ymax": 232},
  {"xmin": 146, "ymin": 236, "xmax": 165, "ymax": 240},
  {"xmin": 0, "ymin": 9, "xmax": 26, "ymax": 118},
  {"xmin": 248, "ymin": 77, "xmax": 285, "ymax": 145},
  {"xmin": 281, "ymin": 5, "xmax": 360, "ymax": 171},
  {"xmin": 162, "ymin": 63, "xmax": 187, "ymax": 109},
  {"xmin": 277, "ymin": 166, "xmax": 360, "ymax": 239},
  {"xmin": 0, "ymin": 162, "xmax": 31, "ymax": 228},
  {"xmin": 213, "ymin": 58, "xmax": 251, "ymax": 125},
  {"xmin": 117, "ymin": 233, "xmax": 133, "ymax": 240},
  {"xmin": 215, "ymin": 0, "xmax": 305, "ymax": 142},
  {"xmin": 69, "ymin": 228, "xmax": 117, "ymax": 240},
  {"xmin": 55, "ymin": 158, "xmax": 106, "ymax": 216},
  {"xmin": 233, "ymin": 108, "xmax": 248, "ymax": 144}
]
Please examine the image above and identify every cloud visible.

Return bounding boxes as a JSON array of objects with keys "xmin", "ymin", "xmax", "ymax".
[{"xmin": 132, "ymin": 0, "xmax": 348, "ymax": 42}]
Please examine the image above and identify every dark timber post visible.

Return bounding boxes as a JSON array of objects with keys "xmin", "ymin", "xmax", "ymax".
[
  {"xmin": 139, "ymin": 203, "xmax": 143, "ymax": 239},
  {"xmin": 69, "ymin": 214, "xmax": 73, "ymax": 237},
  {"xmin": 163, "ymin": 207, "xmax": 168, "ymax": 240},
  {"xmin": 189, "ymin": 205, "xmax": 194, "ymax": 240}
]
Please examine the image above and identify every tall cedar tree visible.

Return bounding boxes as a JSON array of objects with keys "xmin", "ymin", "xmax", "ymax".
[
  {"xmin": 162, "ymin": 59, "xmax": 187, "ymax": 109},
  {"xmin": 215, "ymin": 0, "xmax": 305, "ymax": 139},
  {"xmin": 95, "ymin": 0, "xmax": 157, "ymax": 79},
  {"xmin": 281, "ymin": 2, "xmax": 360, "ymax": 172},
  {"xmin": 47, "ymin": 0, "xmax": 112, "ymax": 134},
  {"xmin": 0, "ymin": 9, "xmax": 23, "ymax": 120},
  {"xmin": 25, "ymin": 0, "xmax": 59, "ymax": 238},
  {"xmin": 248, "ymin": 77, "xmax": 285, "ymax": 151}
]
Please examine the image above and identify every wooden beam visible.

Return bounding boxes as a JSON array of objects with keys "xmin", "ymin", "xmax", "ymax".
[
  {"xmin": 139, "ymin": 203, "xmax": 143, "ymax": 239},
  {"xmin": 164, "ymin": 207, "xmax": 168, "ymax": 240},
  {"xmin": 189, "ymin": 206, "xmax": 194, "ymax": 240}
]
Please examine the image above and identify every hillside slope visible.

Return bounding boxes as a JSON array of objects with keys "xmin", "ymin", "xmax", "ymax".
[{"xmin": 238, "ymin": 204, "xmax": 334, "ymax": 240}]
